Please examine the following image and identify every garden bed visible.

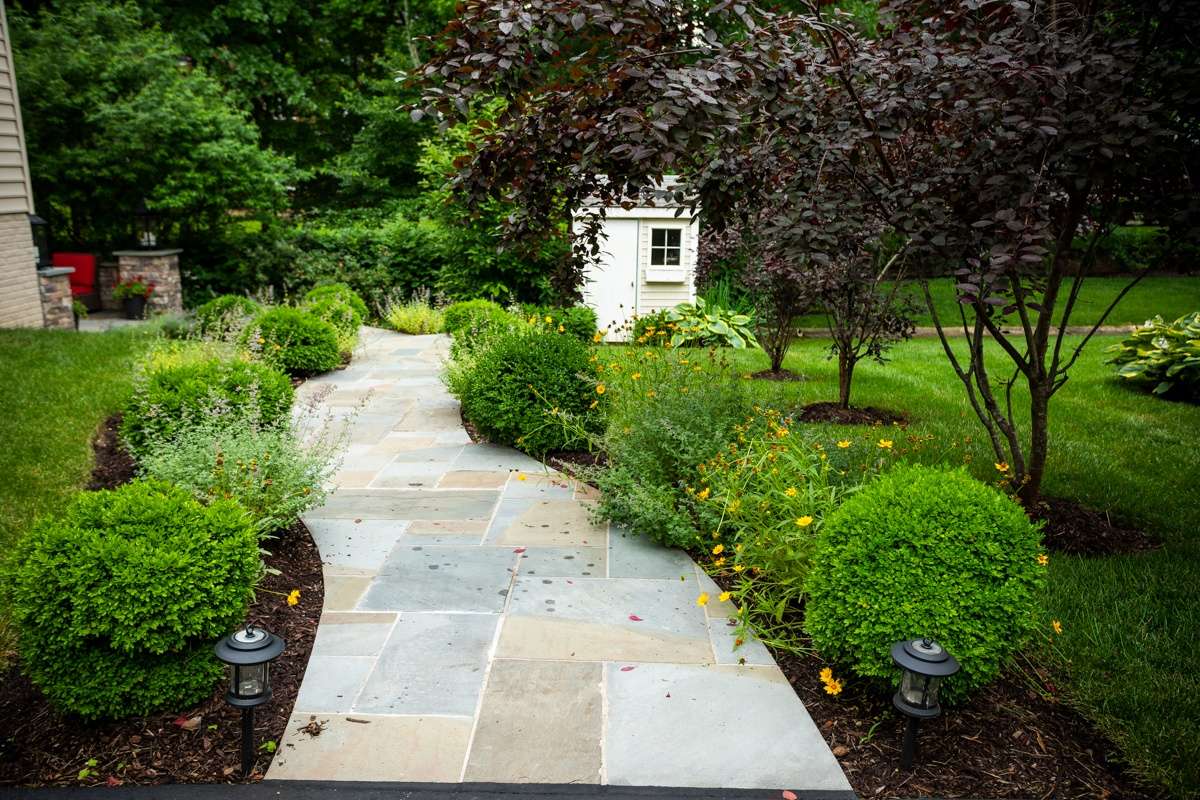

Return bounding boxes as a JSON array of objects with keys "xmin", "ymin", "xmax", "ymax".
[
  {"xmin": 0, "ymin": 519, "xmax": 323, "ymax": 787},
  {"xmin": 1032, "ymin": 497, "xmax": 1157, "ymax": 556}
]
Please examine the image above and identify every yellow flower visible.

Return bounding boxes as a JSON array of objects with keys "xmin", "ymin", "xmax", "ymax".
[
  {"xmin": 712, "ymin": 544, "xmax": 725, "ymax": 555},
  {"xmin": 795, "ymin": 515, "xmax": 814, "ymax": 528},
  {"xmin": 1052, "ymin": 620, "xmax": 1063, "ymax": 635},
  {"xmin": 696, "ymin": 593, "xmax": 710, "ymax": 607},
  {"xmin": 631, "ymin": 372, "xmax": 642, "ymax": 380},
  {"xmin": 785, "ymin": 487, "xmax": 798, "ymax": 497},
  {"xmin": 837, "ymin": 440, "xmax": 851, "ymax": 449},
  {"xmin": 516, "ymin": 473, "xmax": 527, "ymax": 481},
  {"xmin": 697, "ymin": 487, "xmax": 711, "ymax": 501},
  {"xmin": 286, "ymin": 589, "xmax": 301, "ymax": 607},
  {"xmin": 995, "ymin": 461, "xmax": 1010, "ymax": 472},
  {"xmin": 733, "ymin": 564, "xmax": 745, "ymax": 573},
  {"xmin": 557, "ymin": 324, "xmax": 565, "ymax": 333},
  {"xmin": 713, "ymin": 557, "xmax": 726, "ymax": 567},
  {"xmin": 878, "ymin": 439, "xmax": 893, "ymax": 449},
  {"xmin": 719, "ymin": 591, "xmax": 732, "ymax": 602},
  {"xmin": 646, "ymin": 390, "xmax": 657, "ymax": 398},
  {"xmin": 544, "ymin": 315, "xmax": 553, "ymax": 324},
  {"xmin": 819, "ymin": 667, "xmax": 833, "ymax": 682},
  {"xmin": 776, "ymin": 427, "xmax": 789, "ymax": 438},
  {"xmin": 593, "ymin": 331, "xmax": 603, "ymax": 343},
  {"xmin": 1037, "ymin": 554, "xmax": 1049, "ymax": 566},
  {"xmin": 596, "ymin": 384, "xmax": 606, "ymax": 395},
  {"xmin": 824, "ymin": 679, "xmax": 843, "ymax": 696}
]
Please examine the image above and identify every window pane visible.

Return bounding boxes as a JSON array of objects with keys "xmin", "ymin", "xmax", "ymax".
[
  {"xmin": 667, "ymin": 229, "xmax": 681, "ymax": 247},
  {"xmin": 651, "ymin": 229, "xmax": 665, "ymax": 247},
  {"xmin": 665, "ymin": 249, "xmax": 680, "ymax": 266},
  {"xmin": 651, "ymin": 248, "xmax": 664, "ymax": 266}
]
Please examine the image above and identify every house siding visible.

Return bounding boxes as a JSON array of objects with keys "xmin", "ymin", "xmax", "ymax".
[
  {"xmin": 0, "ymin": 0, "xmax": 43, "ymax": 328},
  {"xmin": 636, "ymin": 217, "xmax": 698, "ymax": 315}
]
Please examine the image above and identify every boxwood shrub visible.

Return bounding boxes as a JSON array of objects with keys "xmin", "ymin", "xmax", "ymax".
[
  {"xmin": 122, "ymin": 348, "xmax": 294, "ymax": 456},
  {"xmin": 443, "ymin": 299, "xmax": 518, "ymax": 356},
  {"xmin": 194, "ymin": 294, "xmax": 261, "ymax": 338},
  {"xmin": 242, "ymin": 306, "xmax": 342, "ymax": 376},
  {"xmin": 303, "ymin": 296, "xmax": 363, "ymax": 355},
  {"xmin": 304, "ymin": 282, "xmax": 369, "ymax": 320},
  {"xmin": 4, "ymin": 481, "xmax": 259, "ymax": 720},
  {"xmin": 804, "ymin": 464, "xmax": 1043, "ymax": 701},
  {"xmin": 447, "ymin": 325, "xmax": 602, "ymax": 456}
]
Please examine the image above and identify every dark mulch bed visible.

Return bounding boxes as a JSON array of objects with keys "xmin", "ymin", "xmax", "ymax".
[
  {"xmin": 460, "ymin": 407, "xmax": 483, "ymax": 444},
  {"xmin": 797, "ymin": 401, "xmax": 907, "ymax": 426},
  {"xmin": 0, "ymin": 522, "xmax": 323, "ymax": 787},
  {"xmin": 1032, "ymin": 496, "xmax": 1158, "ymax": 556},
  {"xmin": 749, "ymin": 368, "xmax": 808, "ymax": 382},
  {"xmin": 85, "ymin": 413, "xmax": 137, "ymax": 490},
  {"xmin": 547, "ymin": 450, "xmax": 607, "ymax": 475}
]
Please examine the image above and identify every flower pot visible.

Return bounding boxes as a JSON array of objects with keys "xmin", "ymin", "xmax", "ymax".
[{"xmin": 122, "ymin": 295, "xmax": 147, "ymax": 320}]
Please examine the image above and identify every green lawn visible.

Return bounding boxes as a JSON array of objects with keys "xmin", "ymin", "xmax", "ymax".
[
  {"xmin": 600, "ymin": 334, "xmax": 1200, "ymax": 797},
  {"xmin": 793, "ymin": 275, "xmax": 1200, "ymax": 329},
  {"xmin": 0, "ymin": 328, "xmax": 150, "ymax": 661}
]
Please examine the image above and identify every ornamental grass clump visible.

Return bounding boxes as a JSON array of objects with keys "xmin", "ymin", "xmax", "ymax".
[
  {"xmin": 804, "ymin": 464, "xmax": 1044, "ymax": 701},
  {"xmin": 385, "ymin": 297, "xmax": 444, "ymax": 334},
  {"xmin": 3, "ymin": 481, "xmax": 259, "ymax": 720}
]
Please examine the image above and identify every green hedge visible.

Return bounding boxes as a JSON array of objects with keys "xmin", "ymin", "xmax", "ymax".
[{"xmin": 242, "ymin": 307, "xmax": 341, "ymax": 376}]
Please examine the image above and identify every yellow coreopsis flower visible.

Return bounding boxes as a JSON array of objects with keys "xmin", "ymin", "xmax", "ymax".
[
  {"xmin": 824, "ymin": 679, "xmax": 843, "ymax": 696},
  {"xmin": 631, "ymin": 372, "xmax": 642, "ymax": 380},
  {"xmin": 1037, "ymin": 554, "xmax": 1049, "ymax": 566},
  {"xmin": 878, "ymin": 439, "xmax": 894, "ymax": 449},
  {"xmin": 837, "ymin": 440, "xmax": 851, "ymax": 449},
  {"xmin": 593, "ymin": 331, "xmax": 603, "ymax": 343},
  {"xmin": 544, "ymin": 315, "xmax": 553, "ymax": 324},
  {"xmin": 1052, "ymin": 620, "xmax": 1063, "ymax": 635},
  {"xmin": 785, "ymin": 487, "xmax": 798, "ymax": 497},
  {"xmin": 719, "ymin": 591, "xmax": 732, "ymax": 602},
  {"xmin": 995, "ymin": 461, "xmax": 1010, "ymax": 472},
  {"xmin": 696, "ymin": 486, "xmax": 711, "ymax": 501},
  {"xmin": 733, "ymin": 564, "xmax": 745, "ymax": 573},
  {"xmin": 696, "ymin": 593, "xmax": 710, "ymax": 607},
  {"xmin": 819, "ymin": 667, "xmax": 833, "ymax": 682},
  {"xmin": 516, "ymin": 473, "xmax": 527, "ymax": 481},
  {"xmin": 795, "ymin": 515, "xmax": 814, "ymax": 528},
  {"xmin": 596, "ymin": 383, "xmax": 606, "ymax": 395},
  {"xmin": 712, "ymin": 543, "xmax": 725, "ymax": 555},
  {"xmin": 286, "ymin": 589, "xmax": 301, "ymax": 607},
  {"xmin": 557, "ymin": 324, "xmax": 565, "ymax": 333}
]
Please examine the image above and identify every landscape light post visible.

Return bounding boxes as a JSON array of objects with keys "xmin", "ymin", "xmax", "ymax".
[
  {"xmin": 890, "ymin": 637, "xmax": 960, "ymax": 769},
  {"xmin": 215, "ymin": 625, "xmax": 285, "ymax": 777}
]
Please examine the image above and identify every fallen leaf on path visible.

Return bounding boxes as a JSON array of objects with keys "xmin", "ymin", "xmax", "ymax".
[
  {"xmin": 619, "ymin": 666, "xmax": 635, "ymax": 672},
  {"xmin": 628, "ymin": 614, "xmax": 643, "ymax": 621},
  {"xmin": 783, "ymin": 791, "xmax": 798, "ymax": 800},
  {"xmin": 172, "ymin": 715, "xmax": 201, "ymax": 731},
  {"xmin": 513, "ymin": 547, "xmax": 526, "ymax": 554},
  {"xmin": 832, "ymin": 745, "xmax": 849, "ymax": 757}
]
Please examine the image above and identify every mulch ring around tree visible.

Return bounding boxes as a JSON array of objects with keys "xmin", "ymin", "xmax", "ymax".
[
  {"xmin": 0, "ymin": 522, "xmax": 323, "ymax": 787},
  {"xmin": 749, "ymin": 368, "xmax": 808, "ymax": 382},
  {"xmin": 797, "ymin": 401, "xmax": 908, "ymax": 426},
  {"xmin": 1031, "ymin": 496, "xmax": 1158, "ymax": 556}
]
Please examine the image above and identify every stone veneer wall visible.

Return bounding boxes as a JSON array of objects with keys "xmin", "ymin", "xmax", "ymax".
[
  {"xmin": 97, "ymin": 262, "xmax": 118, "ymax": 311},
  {"xmin": 0, "ymin": 211, "xmax": 44, "ymax": 327},
  {"xmin": 114, "ymin": 250, "xmax": 183, "ymax": 315},
  {"xmin": 37, "ymin": 267, "xmax": 75, "ymax": 330}
]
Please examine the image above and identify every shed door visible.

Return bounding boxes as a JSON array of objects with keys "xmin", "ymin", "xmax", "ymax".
[{"xmin": 582, "ymin": 218, "xmax": 639, "ymax": 341}]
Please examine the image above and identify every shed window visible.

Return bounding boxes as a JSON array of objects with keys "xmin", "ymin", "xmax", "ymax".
[{"xmin": 650, "ymin": 228, "xmax": 682, "ymax": 266}]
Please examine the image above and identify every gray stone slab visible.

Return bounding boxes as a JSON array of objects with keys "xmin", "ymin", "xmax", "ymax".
[
  {"xmin": 355, "ymin": 612, "xmax": 499, "ymax": 715},
  {"xmin": 706, "ymin": 613, "xmax": 776, "ymax": 667},
  {"xmin": 464, "ymin": 659, "xmax": 602, "ymax": 783},
  {"xmin": 608, "ymin": 525, "xmax": 696, "ymax": 579},
  {"xmin": 454, "ymin": 443, "xmax": 545, "ymax": 473},
  {"xmin": 360, "ymin": 545, "xmax": 518, "ymax": 613},
  {"xmin": 293, "ymin": 656, "xmax": 374, "ymax": 712},
  {"xmin": 485, "ymin": 497, "xmax": 607, "ymax": 547},
  {"xmin": 502, "ymin": 473, "xmax": 576, "ymax": 499},
  {"xmin": 310, "ymin": 612, "xmax": 397, "ymax": 657},
  {"xmin": 371, "ymin": 460, "xmax": 456, "ymax": 489},
  {"xmin": 516, "ymin": 547, "xmax": 607, "ymax": 578},
  {"xmin": 304, "ymin": 519, "xmax": 409, "ymax": 571},
  {"xmin": 308, "ymin": 489, "xmax": 498, "ymax": 521},
  {"xmin": 604, "ymin": 662, "xmax": 850, "ymax": 790}
]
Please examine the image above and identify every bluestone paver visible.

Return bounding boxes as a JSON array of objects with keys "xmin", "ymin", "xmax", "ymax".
[{"xmin": 275, "ymin": 328, "xmax": 849, "ymax": 793}]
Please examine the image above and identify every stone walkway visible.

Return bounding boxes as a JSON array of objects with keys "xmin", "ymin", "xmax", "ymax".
[{"xmin": 270, "ymin": 328, "xmax": 850, "ymax": 793}]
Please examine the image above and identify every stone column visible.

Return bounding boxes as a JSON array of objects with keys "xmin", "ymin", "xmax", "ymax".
[
  {"xmin": 112, "ymin": 249, "xmax": 183, "ymax": 315},
  {"xmin": 97, "ymin": 261, "xmax": 119, "ymax": 311},
  {"xmin": 37, "ymin": 266, "xmax": 75, "ymax": 329}
]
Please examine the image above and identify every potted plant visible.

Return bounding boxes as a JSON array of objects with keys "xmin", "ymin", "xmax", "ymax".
[
  {"xmin": 113, "ymin": 276, "xmax": 154, "ymax": 320},
  {"xmin": 71, "ymin": 299, "xmax": 88, "ymax": 330}
]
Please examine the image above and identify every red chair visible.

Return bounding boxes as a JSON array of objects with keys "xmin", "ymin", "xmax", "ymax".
[{"xmin": 52, "ymin": 252, "xmax": 97, "ymax": 303}]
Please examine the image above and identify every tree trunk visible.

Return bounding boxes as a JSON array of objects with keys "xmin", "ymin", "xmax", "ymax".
[
  {"xmin": 1020, "ymin": 384, "xmax": 1050, "ymax": 504},
  {"xmin": 838, "ymin": 351, "xmax": 854, "ymax": 409}
]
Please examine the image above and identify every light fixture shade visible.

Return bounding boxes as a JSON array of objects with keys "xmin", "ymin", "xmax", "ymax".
[
  {"xmin": 214, "ymin": 625, "xmax": 285, "ymax": 708},
  {"xmin": 891, "ymin": 637, "xmax": 960, "ymax": 719}
]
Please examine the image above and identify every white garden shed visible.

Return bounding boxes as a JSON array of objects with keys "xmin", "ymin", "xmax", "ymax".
[{"xmin": 573, "ymin": 179, "xmax": 699, "ymax": 342}]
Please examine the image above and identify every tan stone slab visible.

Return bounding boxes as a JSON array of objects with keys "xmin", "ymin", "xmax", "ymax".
[
  {"xmin": 268, "ymin": 713, "xmax": 472, "ymax": 781},
  {"xmin": 369, "ymin": 434, "xmax": 438, "ymax": 455},
  {"xmin": 325, "ymin": 388, "xmax": 374, "ymax": 407},
  {"xmin": 407, "ymin": 519, "xmax": 489, "ymax": 536},
  {"xmin": 464, "ymin": 660, "xmax": 602, "ymax": 784},
  {"xmin": 439, "ymin": 470, "xmax": 510, "ymax": 489},
  {"xmin": 492, "ymin": 500, "xmax": 606, "ymax": 547},
  {"xmin": 322, "ymin": 573, "xmax": 373, "ymax": 611},
  {"xmin": 495, "ymin": 615, "xmax": 714, "ymax": 663},
  {"xmin": 574, "ymin": 483, "xmax": 601, "ymax": 501},
  {"xmin": 331, "ymin": 470, "xmax": 376, "ymax": 489}
]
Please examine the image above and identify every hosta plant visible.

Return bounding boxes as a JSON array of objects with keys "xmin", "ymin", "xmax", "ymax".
[
  {"xmin": 1105, "ymin": 312, "xmax": 1200, "ymax": 400},
  {"xmin": 665, "ymin": 297, "xmax": 758, "ymax": 349}
]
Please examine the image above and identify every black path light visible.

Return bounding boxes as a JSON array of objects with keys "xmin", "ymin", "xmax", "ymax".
[
  {"xmin": 891, "ymin": 636, "xmax": 960, "ymax": 769},
  {"xmin": 134, "ymin": 198, "xmax": 159, "ymax": 249},
  {"xmin": 215, "ymin": 625, "xmax": 285, "ymax": 777}
]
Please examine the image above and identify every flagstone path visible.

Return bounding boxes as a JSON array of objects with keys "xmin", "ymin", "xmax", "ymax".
[{"xmin": 270, "ymin": 328, "xmax": 851, "ymax": 794}]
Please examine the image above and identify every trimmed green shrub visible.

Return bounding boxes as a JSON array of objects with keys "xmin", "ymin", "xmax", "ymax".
[
  {"xmin": 4, "ymin": 480, "xmax": 259, "ymax": 720},
  {"xmin": 520, "ymin": 304, "xmax": 599, "ymax": 342},
  {"xmin": 304, "ymin": 282, "xmax": 369, "ymax": 320},
  {"xmin": 1105, "ymin": 312, "xmax": 1200, "ymax": 400},
  {"xmin": 443, "ymin": 299, "xmax": 517, "ymax": 356},
  {"xmin": 385, "ymin": 298, "xmax": 444, "ymax": 334},
  {"xmin": 194, "ymin": 294, "xmax": 261, "ymax": 338},
  {"xmin": 805, "ymin": 464, "xmax": 1044, "ymax": 701},
  {"xmin": 242, "ymin": 306, "xmax": 342, "ymax": 376},
  {"xmin": 303, "ymin": 296, "xmax": 363, "ymax": 355},
  {"xmin": 122, "ymin": 346, "xmax": 294, "ymax": 457},
  {"xmin": 447, "ymin": 325, "xmax": 602, "ymax": 456}
]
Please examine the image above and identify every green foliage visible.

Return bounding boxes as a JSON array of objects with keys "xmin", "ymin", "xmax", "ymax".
[
  {"xmin": 665, "ymin": 298, "xmax": 758, "ymax": 349},
  {"xmin": 10, "ymin": 2, "xmax": 293, "ymax": 253},
  {"xmin": 1105, "ymin": 312, "xmax": 1200, "ymax": 400},
  {"xmin": 303, "ymin": 296, "xmax": 363, "ymax": 355},
  {"xmin": 121, "ymin": 345, "xmax": 294, "ymax": 457},
  {"xmin": 631, "ymin": 309, "xmax": 673, "ymax": 342},
  {"xmin": 1075, "ymin": 226, "xmax": 1172, "ymax": 273},
  {"xmin": 805, "ymin": 464, "xmax": 1044, "ymax": 701},
  {"xmin": 591, "ymin": 346, "xmax": 749, "ymax": 548},
  {"xmin": 4, "ymin": 480, "xmax": 259, "ymax": 720},
  {"xmin": 519, "ymin": 304, "xmax": 599, "ymax": 342},
  {"xmin": 303, "ymin": 282, "xmax": 369, "ymax": 321},
  {"xmin": 139, "ymin": 413, "xmax": 339, "ymax": 535},
  {"xmin": 242, "ymin": 307, "xmax": 341, "ymax": 376},
  {"xmin": 385, "ymin": 299, "xmax": 444, "ymax": 334},
  {"xmin": 447, "ymin": 326, "xmax": 602, "ymax": 456},
  {"xmin": 443, "ymin": 299, "xmax": 517, "ymax": 355},
  {"xmin": 194, "ymin": 294, "xmax": 261, "ymax": 339}
]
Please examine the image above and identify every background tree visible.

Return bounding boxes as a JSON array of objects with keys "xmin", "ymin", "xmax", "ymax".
[{"xmin": 11, "ymin": 1, "xmax": 293, "ymax": 253}]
